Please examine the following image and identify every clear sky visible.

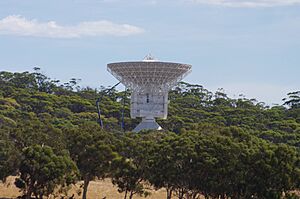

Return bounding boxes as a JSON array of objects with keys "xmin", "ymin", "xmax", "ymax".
[{"xmin": 0, "ymin": 0, "xmax": 299, "ymax": 105}]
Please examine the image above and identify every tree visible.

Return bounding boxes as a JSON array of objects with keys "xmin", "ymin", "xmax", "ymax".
[
  {"xmin": 146, "ymin": 132, "xmax": 195, "ymax": 199},
  {"xmin": 32, "ymin": 67, "xmax": 59, "ymax": 93},
  {"xmin": 15, "ymin": 145, "xmax": 78, "ymax": 199},
  {"xmin": 284, "ymin": 91, "xmax": 300, "ymax": 109},
  {"xmin": 10, "ymin": 120, "xmax": 66, "ymax": 154},
  {"xmin": 112, "ymin": 156, "xmax": 150, "ymax": 199},
  {"xmin": 0, "ymin": 128, "xmax": 20, "ymax": 182},
  {"xmin": 111, "ymin": 132, "xmax": 155, "ymax": 199},
  {"xmin": 1, "ymin": 68, "xmax": 300, "ymax": 198},
  {"xmin": 65, "ymin": 123, "xmax": 117, "ymax": 199}
]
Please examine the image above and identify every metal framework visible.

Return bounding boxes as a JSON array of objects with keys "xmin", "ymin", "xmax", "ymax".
[
  {"xmin": 107, "ymin": 57, "xmax": 192, "ymax": 132},
  {"xmin": 96, "ymin": 82, "xmax": 121, "ymax": 129},
  {"xmin": 107, "ymin": 61, "xmax": 191, "ymax": 93}
]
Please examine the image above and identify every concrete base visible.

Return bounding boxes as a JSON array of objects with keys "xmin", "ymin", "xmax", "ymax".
[{"xmin": 133, "ymin": 118, "xmax": 162, "ymax": 132}]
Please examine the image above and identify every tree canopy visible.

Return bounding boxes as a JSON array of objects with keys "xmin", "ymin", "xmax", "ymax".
[{"xmin": 0, "ymin": 69, "xmax": 299, "ymax": 199}]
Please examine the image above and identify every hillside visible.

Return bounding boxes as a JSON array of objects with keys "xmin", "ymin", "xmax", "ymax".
[{"xmin": 0, "ymin": 69, "xmax": 300, "ymax": 199}]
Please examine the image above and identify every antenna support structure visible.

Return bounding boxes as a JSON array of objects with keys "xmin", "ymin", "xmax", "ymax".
[{"xmin": 107, "ymin": 55, "xmax": 192, "ymax": 132}]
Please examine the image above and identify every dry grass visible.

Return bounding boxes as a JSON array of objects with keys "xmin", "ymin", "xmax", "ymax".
[
  {"xmin": 0, "ymin": 176, "xmax": 20, "ymax": 198},
  {"xmin": 0, "ymin": 176, "xmax": 167, "ymax": 199}
]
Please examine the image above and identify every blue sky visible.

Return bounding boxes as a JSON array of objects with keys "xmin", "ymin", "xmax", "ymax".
[{"xmin": 0, "ymin": 0, "xmax": 299, "ymax": 105}]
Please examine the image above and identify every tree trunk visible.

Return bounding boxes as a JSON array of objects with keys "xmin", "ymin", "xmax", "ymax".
[
  {"xmin": 192, "ymin": 192, "xmax": 199, "ymax": 199},
  {"xmin": 129, "ymin": 191, "xmax": 134, "ymax": 199},
  {"xmin": 178, "ymin": 189, "xmax": 185, "ymax": 199},
  {"xmin": 26, "ymin": 185, "xmax": 33, "ymax": 199},
  {"xmin": 124, "ymin": 190, "xmax": 128, "ymax": 199},
  {"xmin": 82, "ymin": 177, "xmax": 90, "ymax": 199},
  {"xmin": 33, "ymin": 191, "xmax": 38, "ymax": 199},
  {"xmin": 186, "ymin": 192, "xmax": 190, "ymax": 199},
  {"xmin": 166, "ymin": 188, "xmax": 172, "ymax": 199}
]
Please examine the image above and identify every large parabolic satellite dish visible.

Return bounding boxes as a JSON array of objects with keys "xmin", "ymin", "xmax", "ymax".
[{"xmin": 107, "ymin": 55, "xmax": 192, "ymax": 132}]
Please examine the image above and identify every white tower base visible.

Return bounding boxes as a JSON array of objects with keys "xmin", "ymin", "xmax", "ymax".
[{"xmin": 133, "ymin": 118, "xmax": 162, "ymax": 132}]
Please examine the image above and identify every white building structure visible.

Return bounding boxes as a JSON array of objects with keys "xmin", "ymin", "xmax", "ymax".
[{"xmin": 107, "ymin": 56, "xmax": 192, "ymax": 132}]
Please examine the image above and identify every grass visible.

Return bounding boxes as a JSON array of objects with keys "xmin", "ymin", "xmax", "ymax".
[{"xmin": 0, "ymin": 176, "xmax": 167, "ymax": 199}]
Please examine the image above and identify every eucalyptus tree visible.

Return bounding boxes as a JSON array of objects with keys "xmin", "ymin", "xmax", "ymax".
[
  {"xmin": 0, "ymin": 128, "xmax": 20, "ymax": 182},
  {"xmin": 111, "ymin": 132, "xmax": 156, "ymax": 199},
  {"xmin": 15, "ymin": 145, "xmax": 78, "ymax": 199},
  {"xmin": 65, "ymin": 122, "xmax": 117, "ymax": 199}
]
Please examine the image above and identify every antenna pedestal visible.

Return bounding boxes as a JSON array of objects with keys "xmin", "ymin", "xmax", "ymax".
[{"xmin": 133, "ymin": 117, "xmax": 162, "ymax": 132}]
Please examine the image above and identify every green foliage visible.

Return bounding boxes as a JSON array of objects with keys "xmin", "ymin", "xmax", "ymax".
[
  {"xmin": 10, "ymin": 120, "xmax": 66, "ymax": 154},
  {"xmin": 15, "ymin": 145, "xmax": 79, "ymax": 199},
  {"xmin": 0, "ymin": 69, "xmax": 300, "ymax": 199},
  {"xmin": 111, "ymin": 133, "xmax": 155, "ymax": 199},
  {"xmin": 284, "ymin": 91, "xmax": 300, "ymax": 109},
  {"xmin": 65, "ymin": 122, "xmax": 117, "ymax": 199},
  {"xmin": 0, "ymin": 128, "xmax": 20, "ymax": 181},
  {"xmin": 145, "ymin": 128, "xmax": 300, "ymax": 199}
]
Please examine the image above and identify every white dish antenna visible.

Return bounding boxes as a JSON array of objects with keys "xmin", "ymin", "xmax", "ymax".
[{"xmin": 107, "ymin": 56, "xmax": 192, "ymax": 132}]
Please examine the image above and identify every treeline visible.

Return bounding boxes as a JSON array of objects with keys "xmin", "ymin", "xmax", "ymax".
[{"xmin": 0, "ymin": 69, "xmax": 300, "ymax": 199}]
